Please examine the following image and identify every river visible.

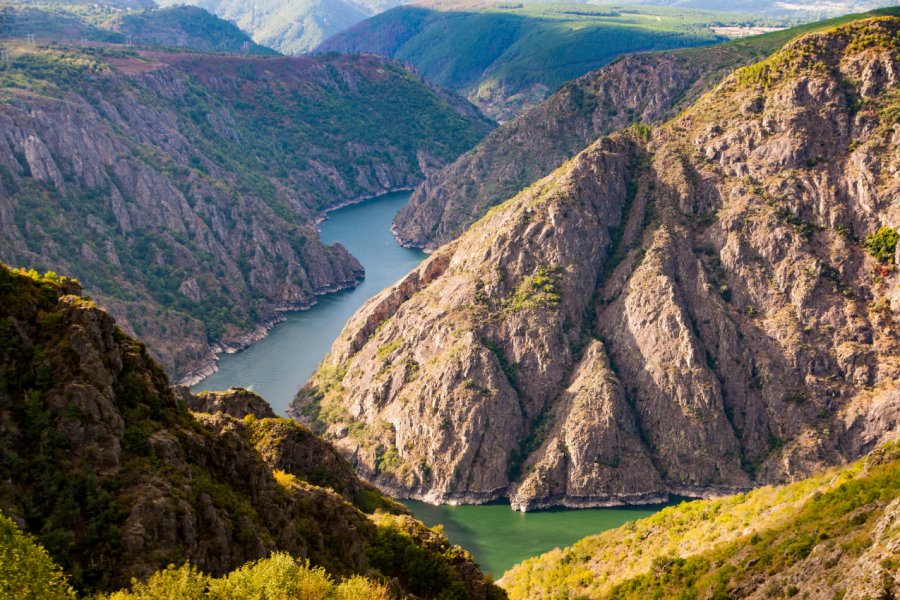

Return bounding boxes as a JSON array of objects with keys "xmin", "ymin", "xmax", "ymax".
[
  {"xmin": 403, "ymin": 499, "xmax": 674, "ymax": 577},
  {"xmin": 191, "ymin": 192, "xmax": 425, "ymax": 414},
  {"xmin": 191, "ymin": 190, "xmax": 669, "ymax": 577}
]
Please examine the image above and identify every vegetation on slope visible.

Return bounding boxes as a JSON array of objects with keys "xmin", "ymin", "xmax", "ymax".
[
  {"xmin": 0, "ymin": 263, "xmax": 504, "ymax": 598},
  {"xmin": 394, "ymin": 6, "xmax": 900, "ymax": 250},
  {"xmin": 318, "ymin": 2, "xmax": 777, "ymax": 120},
  {"xmin": 102, "ymin": 553, "xmax": 391, "ymax": 599},
  {"xmin": 0, "ymin": 40, "xmax": 491, "ymax": 378},
  {"xmin": 1, "ymin": 3, "xmax": 275, "ymax": 54},
  {"xmin": 502, "ymin": 443, "xmax": 900, "ymax": 598}
]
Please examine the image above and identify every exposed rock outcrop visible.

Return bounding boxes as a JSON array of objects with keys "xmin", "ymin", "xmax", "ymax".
[
  {"xmin": 294, "ymin": 17, "xmax": 900, "ymax": 510},
  {"xmin": 184, "ymin": 387, "xmax": 276, "ymax": 419}
]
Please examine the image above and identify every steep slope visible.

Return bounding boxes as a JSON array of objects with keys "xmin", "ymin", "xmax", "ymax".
[
  {"xmin": 318, "ymin": 2, "xmax": 756, "ymax": 120},
  {"xmin": 502, "ymin": 442, "xmax": 900, "ymax": 598},
  {"xmin": 394, "ymin": 7, "xmax": 900, "ymax": 251},
  {"xmin": 0, "ymin": 264, "xmax": 504, "ymax": 598},
  {"xmin": 294, "ymin": 17, "xmax": 900, "ymax": 511},
  {"xmin": 0, "ymin": 43, "xmax": 491, "ymax": 381}
]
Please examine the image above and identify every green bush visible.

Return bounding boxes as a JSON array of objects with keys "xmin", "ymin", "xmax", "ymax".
[{"xmin": 864, "ymin": 226, "xmax": 898, "ymax": 264}]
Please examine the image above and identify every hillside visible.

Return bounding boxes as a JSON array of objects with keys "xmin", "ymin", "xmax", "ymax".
[
  {"xmin": 1, "ymin": 3, "xmax": 275, "ymax": 54},
  {"xmin": 293, "ymin": 17, "xmax": 900, "ymax": 511},
  {"xmin": 502, "ymin": 442, "xmax": 900, "ymax": 598},
  {"xmin": 394, "ymin": 7, "xmax": 900, "ymax": 251},
  {"xmin": 317, "ymin": 2, "xmax": 773, "ymax": 120},
  {"xmin": 0, "ymin": 42, "xmax": 492, "ymax": 381},
  {"xmin": 0, "ymin": 264, "xmax": 504, "ymax": 598}
]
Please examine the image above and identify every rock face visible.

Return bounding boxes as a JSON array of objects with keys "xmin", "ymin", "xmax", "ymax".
[
  {"xmin": 0, "ymin": 264, "xmax": 504, "ymax": 599},
  {"xmin": 184, "ymin": 387, "xmax": 276, "ymax": 419},
  {"xmin": 0, "ymin": 46, "xmax": 492, "ymax": 379},
  {"xmin": 293, "ymin": 17, "xmax": 900, "ymax": 511},
  {"xmin": 392, "ymin": 8, "xmax": 900, "ymax": 252}
]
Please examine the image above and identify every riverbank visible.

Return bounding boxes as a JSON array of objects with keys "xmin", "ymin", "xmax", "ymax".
[{"xmin": 174, "ymin": 277, "xmax": 362, "ymax": 387}]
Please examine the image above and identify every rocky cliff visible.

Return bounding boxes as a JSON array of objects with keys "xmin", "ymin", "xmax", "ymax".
[
  {"xmin": 0, "ymin": 263, "xmax": 504, "ymax": 598},
  {"xmin": 393, "ymin": 7, "xmax": 900, "ymax": 252},
  {"xmin": 294, "ymin": 16, "xmax": 900, "ymax": 511},
  {"xmin": 0, "ymin": 43, "xmax": 492, "ymax": 380}
]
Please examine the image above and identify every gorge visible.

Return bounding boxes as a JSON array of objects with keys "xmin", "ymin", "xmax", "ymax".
[{"xmin": 0, "ymin": 3, "xmax": 898, "ymax": 598}]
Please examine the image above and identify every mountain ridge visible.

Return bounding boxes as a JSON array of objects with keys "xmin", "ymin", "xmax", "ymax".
[{"xmin": 317, "ymin": 2, "xmax": 756, "ymax": 120}]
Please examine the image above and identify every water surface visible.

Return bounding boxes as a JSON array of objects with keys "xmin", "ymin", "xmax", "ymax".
[
  {"xmin": 404, "ymin": 499, "xmax": 673, "ymax": 577},
  {"xmin": 192, "ymin": 192, "xmax": 425, "ymax": 414}
]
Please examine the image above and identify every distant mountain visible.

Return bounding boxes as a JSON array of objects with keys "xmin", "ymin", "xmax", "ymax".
[
  {"xmin": 1, "ymin": 4, "xmax": 275, "ymax": 54},
  {"xmin": 628, "ymin": 0, "xmax": 900, "ymax": 19},
  {"xmin": 394, "ymin": 7, "xmax": 900, "ymax": 251},
  {"xmin": 157, "ymin": 0, "xmax": 402, "ymax": 54},
  {"xmin": 317, "ymin": 3, "xmax": 772, "ymax": 120},
  {"xmin": 0, "ymin": 43, "xmax": 492, "ymax": 381}
]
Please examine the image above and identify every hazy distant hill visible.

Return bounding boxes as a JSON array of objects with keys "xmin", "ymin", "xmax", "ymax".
[
  {"xmin": 0, "ymin": 3, "xmax": 275, "ymax": 54},
  {"xmin": 628, "ymin": 0, "xmax": 900, "ymax": 19},
  {"xmin": 157, "ymin": 0, "xmax": 403, "ymax": 54},
  {"xmin": 318, "ymin": 3, "xmax": 769, "ymax": 120}
]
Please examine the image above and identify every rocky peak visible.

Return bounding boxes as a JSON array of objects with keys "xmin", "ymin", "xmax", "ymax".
[{"xmin": 293, "ymin": 16, "xmax": 900, "ymax": 511}]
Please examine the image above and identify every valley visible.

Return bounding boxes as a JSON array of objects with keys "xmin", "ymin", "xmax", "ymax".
[
  {"xmin": 0, "ymin": 37, "xmax": 491, "ymax": 382},
  {"xmin": 0, "ymin": 3, "xmax": 897, "ymax": 598}
]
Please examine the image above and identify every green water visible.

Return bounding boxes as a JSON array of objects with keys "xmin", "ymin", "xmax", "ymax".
[
  {"xmin": 403, "ymin": 500, "xmax": 674, "ymax": 577},
  {"xmin": 191, "ymin": 192, "xmax": 425, "ymax": 414}
]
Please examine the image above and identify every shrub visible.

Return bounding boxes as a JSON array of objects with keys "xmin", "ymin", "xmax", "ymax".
[
  {"xmin": 864, "ymin": 227, "xmax": 898, "ymax": 264},
  {"xmin": 504, "ymin": 265, "xmax": 563, "ymax": 312}
]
